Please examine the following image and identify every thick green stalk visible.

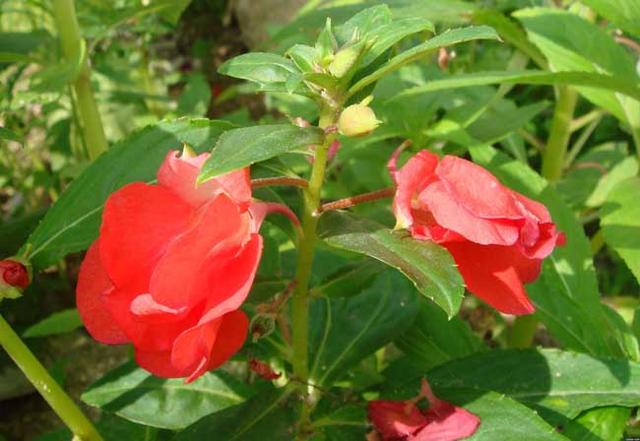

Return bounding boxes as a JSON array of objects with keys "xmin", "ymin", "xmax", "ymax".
[
  {"xmin": 291, "ymin": 105, "xmax": 337, "ymax": 438},
  {"xmin": 52, "ymin": 0, "xmax": 108, "ymax": 160},
  {"xmin": 541, "ymin": 86, "xmax": 579, "ymax": 181},
  {"xmin": 0, "ymin": 314, "xmax": 103, "ymax": 441}
]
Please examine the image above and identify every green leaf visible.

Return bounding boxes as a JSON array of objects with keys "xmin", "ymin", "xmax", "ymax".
[
  {"xmin": 23, "ymin": 309, "xmax": 82, "ymax": 338},
  {"xmin": 311, "ymin": 405, "xmax": 368, "ymax": 440},
  {"xmin": 562, "ymin": 407, "xmax": 629, "ymax": 441},
  {"xmin": 348, "ymin": 25, "xmax": 500, "ymax": 97},
  {"xmin": 426, "ymin": 349, "xmax": 640, "ymax": 424},
  {"xmin": 469, "ymin": 145, "xmax": 619, "ymax": 357},
  {"xmin": 318, "ymin": 211, "xmax": 464, "ymax": 317},
  {"xmin": 514, "ymin": 7, "xmax": 639, "ymax": 124},
  {"xmin": 393, "ymin": 70, "xmax": 640, "ymax": 102},
  {"xmin": 0, "ymin": 126, "xmax": 20, "ymax": 143},
  {"xmin": 35, "ymin": 414, "xmax": 150, "ymax": 441},
  {"xmin": 310, "ymin": 259, "xmax": 384, "ymax": 298},
  {"xmin": 82, "ymin": 361, "xmax": 251, "ymax": 430},
  {"xmin": 177, "ymin": 73, "xmax": 211, "ymax": 117},
  {"xmin": 157, "ymin": 0, "xmax": 192, "ymax": 24},
  {"xmin": 23, "ymin": 118, "xmax": 233, "ymax": 269},
  {"xmin": 218, "ymin": 53, "xmax": 302, "ymax": 93},
  {"xmin": 442, "ymin": 390, "xmax": 566, "ymax": 441},
  {"xmin": 309, "ymin": 271, "xmax": 420, "ymax": 387},
  {"xmin": 395, "ymin": 299, "xmax": 484, "ymax": 371},
  {"xmin": 175, "ymin": 387, "xmax": 296, "ymax": 441},
  {"xmin": 581, "ymin": 0, "xmax": 640, "ymax": 37},
  {"xmin": 601, "ymin": 177, "xmax": 640, "ymax": 283},
  {"xmin": 586, "ymin": 157, "xmax": 639, "ymax": 208},
  {"xmin": 198, "ymin": 124, "xmax": 324, "ymax": 181}
]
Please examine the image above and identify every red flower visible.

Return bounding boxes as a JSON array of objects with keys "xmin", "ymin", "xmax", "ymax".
[
  {"xmin": 77, "ymin": 149, "xmax": 293, "ymax": 382},
  {"xmin": 0, "ymin": 260, "xmax": 29, "ymax": 288},
  {"xmin": 368, "ymin": 379, "xmax": 480, "ymax": 441},
  {"xmin": 389, "ymin": 148, "xmax": 565, "ymax": 315}
]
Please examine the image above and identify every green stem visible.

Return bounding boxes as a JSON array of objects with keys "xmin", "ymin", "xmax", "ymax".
[
  {"xmin": 52, "ymin": 0, "xmax": 107, "ymax": 160},
  {"xmin": 291, "ymin": 105, "xmax": 337, "ymax": 438},
  {"xmin": 541, "ymin": 86, "xmax": 579, "ymax": 182},
  {"xmin": 508, "ymin": 314, "xmax": 539, "ymax": 348},
  {"xmin": 0, "ymin": 314, "xmax": 103, "ymax": 441}
]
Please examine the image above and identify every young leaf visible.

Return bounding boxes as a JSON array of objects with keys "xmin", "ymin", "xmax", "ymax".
[
  {"xmin": 23, "ymin": 118, "xmax": 233, "ymax": 269},
  {"xmin": 218, "ymin": 53, "xmax": 303, "ymax": 93},
  {"xmin": 318, "ymin": 211, "xmax": 464, "ymax": 317},
  {"xmin": 23, "ymin": 309, "xmax": 82, "ymax": 338},
  {"xmin": 175, "ymin": 387, "xmax": 296, "ymax": 441},
  {"xmin": 348, "ymin": 25, "xmax": 500, "ymax": 97},
  {"xmin": 469, "ymin": 145, "xmax": 620, "ymax": 357},
  {"xmin": 601, "ymin": 177, "xmax": 640, "ymax": 283},
  {"xmin": 198, "ymin": 124, "xmax": 324, "ymax": 181},
  {"xmin": 82, "ymin": 361, "xmax": 252, "ymax": 430},
  {"xmin": 309, "ymin": 271, "xmax": 420, "ymax": 387}
]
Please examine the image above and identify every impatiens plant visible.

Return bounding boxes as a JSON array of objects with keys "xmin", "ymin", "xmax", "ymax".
[{"xmin": 2, "ymin": 2, "xmax": 640, "ymax": 440}]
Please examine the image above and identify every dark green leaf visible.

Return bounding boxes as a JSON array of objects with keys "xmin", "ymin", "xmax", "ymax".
[
  {"xmin": 23, "ymin": 309, "xmax": 82, "ymax": 338},
  {"xmin": 312, "ymin": 405, "xmax": 368, "ymax": 440},
  {"xmin": 309, "ymin": 271, "xmax": 419, "ymax": 387},
  {"xmin": 175, "ymin": 387, "xmax": 296, "ymax": 441},
  {"xmin": 310, "ymin": 259, "xmax": 384, "ymax": 298},
  {"xmin": 34, "ymin": 415, "xmax": 151, "ymax": 441},
  {"xmin": 82, "ymin": 361, "xmax": 252, "ymax": 430},
  {"xmin": 318, "ymin": 211, "xmax": 464, "ymax": 317},
  {"xmin": 177, "ymin": 73, "xmax": 211, "ymax": 117},
  {"xmin": 428, "ymin": 349, "xmax": 640, "ymax": 422},
  {"xmin": 601, "ymin": 177, "xmax": 640, "ymax": 283},
  {"xmin": 0, "ymin": 127, "xmax": 20, "ymax": 143},
  {"xmin": 348, "ymin": 25, "xmax": 500, "ymax": 96},
  {"xmin": 198, "ymin": 124, "xmax": 323, "ymax": 181},
  {"xmin": 23, "ymin": 118, "xmax": 233, "ymax": 269}
]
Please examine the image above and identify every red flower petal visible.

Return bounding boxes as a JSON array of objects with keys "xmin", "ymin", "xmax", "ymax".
[
  {"xmin": 76, "ymin": 242, "xmax": 128, "ymax": 344},
  {"xmin": 157, "ymin": 150, "xmax": 251, "ymax": 208},
  {"xmin": 414, "ymin": 403, "xmax": 480, "ymax": 441},
  {"xmin": 436, "ymin": 156, "xmax": 524, "ymax": 220},
  {"xmin": 444, "ymin": 242, "xmax": 536, "ymax": 315},
  {"xmin": 135, "ymin": 349, "xmax": 191, "ymax": 378},
  {"xmin": 148, "ymin": 193, "xmax": 251, "ymax": 310},
  {"xmin": 390, "ymin": 150, "xmax": 439, "ymax": 229},
  {"xmin": 368, "ymin": 400, "xmax": 429, "ymax": 440},
  {"xmin": 420, "ymin": 182, "xmax": 520, "ymax": 246},
  {"xmin": 99, "ymin": 183, "xmax": 192, "ymax": 291}
]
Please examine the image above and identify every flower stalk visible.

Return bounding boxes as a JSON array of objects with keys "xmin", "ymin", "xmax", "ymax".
[{"xmin": 0, "ymin": 314, "xmax": 103, "ymax": 441}]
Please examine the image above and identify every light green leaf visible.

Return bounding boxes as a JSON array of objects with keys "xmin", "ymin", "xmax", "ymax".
[
  {"xmin": 582, "ymin": 0, "xmax": 640, "ymax": 36},
  {"xmin": 309, "ymin": 271, "xmax": 420, "ymax": 387},
  {"xmin": 562, "ymin": 407, "xmax": 629, "ymax": 441},
  {"xmin": 601, "ymin": 177, "xmax": 640, "ymax": 283},
  {"xmin": 348, "ymin": 25, "xmax": 500, "ymax": 97},
  {"xmin": 23, "ymin": 309, "xmax": 82, "ymax": 338},
  {"xmin": 393, "ymin": 70, "xmax": 640, "ymax": 102},
  {"xmin": 318, "ymin": 211, "xmax": 464, "ymax": 317},
  {"xmin": 218, "ymin": 53, "xmax": 303, "ymax": 93},
  {"xmin": 23, "ymin": 118, "xmax": 233, "ymax": 269},
  {"xmin": 198, "ymin": 124, "xmax": 324, "ymax": 181},
  {"xmin": 586, "ymin": 157, "xmax": 639, "ymax": 208},
  {"xmin": 82, "ymin": 361, "xmax": 252, "ymax": 430}
]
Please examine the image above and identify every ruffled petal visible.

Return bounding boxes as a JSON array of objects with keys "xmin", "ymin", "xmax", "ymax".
[
  {"xmin": 421, "ymin": 182, "xmax": 520, "ymax": 246},
  {"xmin": 135, "ymin": 349, "xmax": 190, "ymax": 378},
  {"xmin": 391, "ymin": 150, "xmax": 439, "ymax": 229},
  {"xmin": 76, "ymin": 242, "xmax": 128, "ymax": 344},
  {"xmin": 368, "ymin": 401, "xmax": 429, "ymax": 439},
  {"xmin": 444, "ymin": 242, "xmax": 536, "ymax": 315},
  {"xmin": 436, "ymin": 156, "xmax": 524, "ymax": 220},
  {"xmin": 157, "ymin": 150, "xmax": 251, "ymax": 208},
  {"xmin": 148, "ymin": 193, "xmax": 251, "ymax": 310},
  {"xmin": 100, "ymin": 183, "xmax": 192, "ymax": 291}
]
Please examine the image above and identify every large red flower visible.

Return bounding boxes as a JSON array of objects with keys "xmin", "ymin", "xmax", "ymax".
[
  {"xmin": 368, "ymin": 379, "xmax": 480, "ymax": 441},
  {"xmin": 389, "ymin": 148, "xmax": 565, "ymax": 315},
  {"xmin": 77, "ymin": 149, "xmax": 288, "ymax": 382}
]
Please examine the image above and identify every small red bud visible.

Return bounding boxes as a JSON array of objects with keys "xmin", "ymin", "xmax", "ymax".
[
  {"xmin": 0, "ymin": 260, "xmax": 29, "ymax": 288},
  {"xmin": 248, "ymin": 359, "xmax": 281, "ymax": 381}
]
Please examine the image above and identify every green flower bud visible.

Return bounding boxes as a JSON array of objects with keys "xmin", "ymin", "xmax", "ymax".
[
  {"xmin": 338, "ymin": 101, "xmax": 381, "ymax": 137},
  {"xmin": 328, "ymin": 44, "xmax": 362, "ymax": 78}
]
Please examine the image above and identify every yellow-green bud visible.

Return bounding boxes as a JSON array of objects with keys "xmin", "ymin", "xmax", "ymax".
[
  {"xmin": 338, "ymin": 103, "xmax": 381, "ymax": 137},
  {"xmin": 328, "ymin": 45, "xmax": 362, "ymax": 78}
]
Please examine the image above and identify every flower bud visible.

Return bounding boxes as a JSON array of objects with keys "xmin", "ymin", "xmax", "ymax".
[
  {"xmin": 338, "ymin": 101, "xmax": 381, "ymax": 137},
  {"xmin": 248, "ymin": 358, "xmax": 281, "ymax": 381},
  {"xmin": 0, "ymin": 258, "xmax": 31, "ymax": 301},
  {"xmin": 328, "ymin": 44, "xmax": 363, "ymax": 78}
]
